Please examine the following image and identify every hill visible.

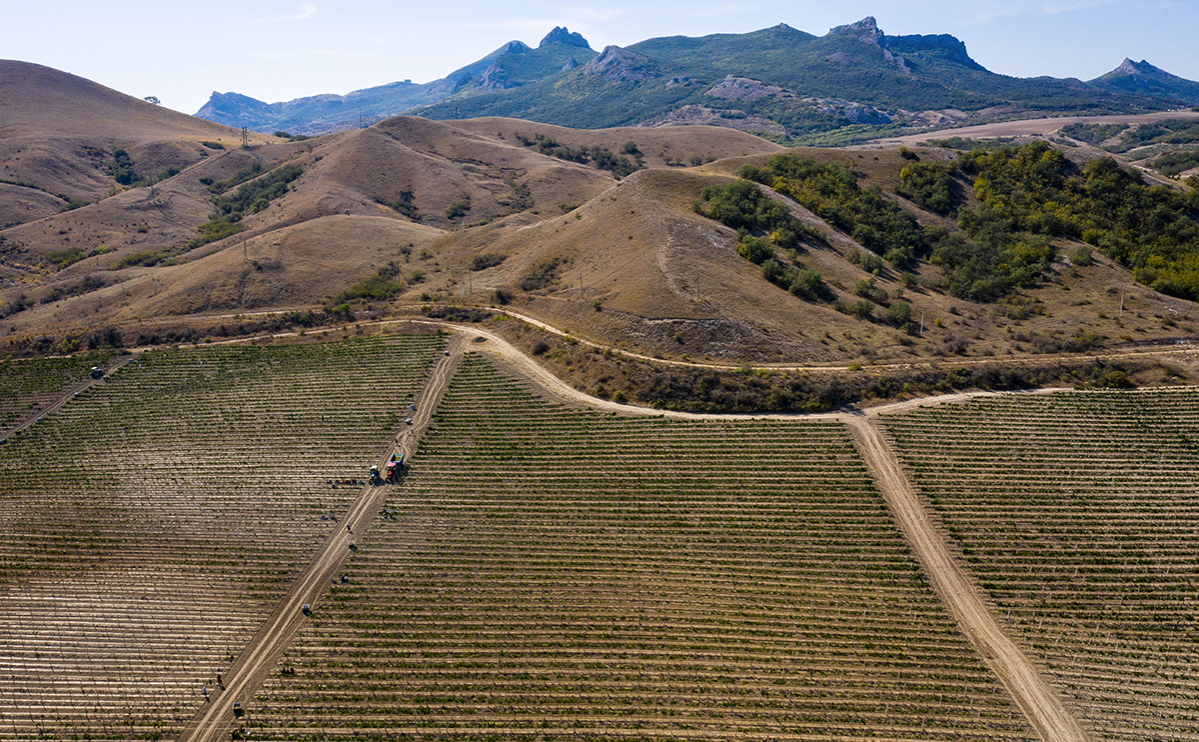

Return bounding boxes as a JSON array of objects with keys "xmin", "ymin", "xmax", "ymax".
[
  {"xmin": 1090, "ymin": 58, "xmax": 1199, "ymax": 106},
  {"xmin": 4, "ymin": 60, "xmax": 1199, "ymax": 387},
  {"xmin": 196, "ymin": 17, "xmax": 1194, "ymax": 145},
  {"xmin": 0, "ymin": 60, "xmax": 274, "ymax": 215}
]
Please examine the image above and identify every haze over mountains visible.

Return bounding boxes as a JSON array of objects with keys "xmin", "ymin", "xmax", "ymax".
[{"xmin": 196, "ymin": 17, "xmax": 1199, "ymax": 141}]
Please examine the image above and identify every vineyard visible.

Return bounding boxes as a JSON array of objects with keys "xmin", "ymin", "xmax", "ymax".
[
  {"xmin": 247, "ymin": 353, "xmax": 1036, "ymax": 741},
  {"xmin": 0, "ymin": 351, "xmax": 118, "ymax": 432},
  {"xmin": 882, "ymin": 389, "xmax": 1199, "ymax": 741},
  {"xmin": 0, "ymin": 334, "xmax": 444, "ymax": 741},
  {"xmin": 15, "ymin": 328, "xmax": 1199, "ymax": 742}
]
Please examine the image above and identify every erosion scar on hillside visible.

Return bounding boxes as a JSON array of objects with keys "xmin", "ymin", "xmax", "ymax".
[
  {"xmin": 176, "ymin": 335, "xmax": 465, "ymax": 742},
  {"xmin": 845, "ymin": 416, "xmax": 1091, "ymax": 742}
]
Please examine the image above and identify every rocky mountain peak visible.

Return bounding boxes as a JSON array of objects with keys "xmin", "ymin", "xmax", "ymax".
[
  {"xmin": 830, "ymin": 16, "xmax": 883, "ymax": 45},
  {"xmin": 540, "ymin": 27, "xmax": 590, "ymax": 49},
  {"xmin": 1117, "ymin": 58, "xmax": 1141, "ymax": 75}
]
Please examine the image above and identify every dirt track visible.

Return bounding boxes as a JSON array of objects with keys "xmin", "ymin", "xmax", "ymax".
[
  {"xmin": 462, "ymin": 328, "xmax": 1093, "ymax": 741},
  {"xmin": 175, "ymin": 325, "xmax": 1091, "ymax": 742},
  {"xmin": 844, "ymin": 416, "xmax": 1090, "ymax": 742},
  {"xmin": 0, "ymin": 354, "xmax": 135, "ymax": 440},
  {"xmin": 863, "ymin": 110, "xmax": 1199, "ymax": 148},
  {"xmin": 176, "ymin": 335, "xmax": 463, "ymax": 742}
]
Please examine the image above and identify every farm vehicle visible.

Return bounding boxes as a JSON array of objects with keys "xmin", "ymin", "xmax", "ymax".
[{"xmin": 368, "ymin": 454, "xmax": 406, "ymax": 485}]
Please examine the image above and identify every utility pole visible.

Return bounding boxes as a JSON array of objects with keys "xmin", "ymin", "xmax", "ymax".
[
  {"xmin": 243, "ymin": 236, "xmax": 247, "ymax": 263},
  {"xmin": 920, "ymin": 311, "xmax": 924, "ymax": 335},
  {"xmin": 1119, "ymin": 289, "xmax": 1125, "ymax": 318}
]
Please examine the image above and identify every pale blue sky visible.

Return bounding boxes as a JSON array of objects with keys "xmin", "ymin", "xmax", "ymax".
[{"xmin": 7, "ymin": 0, "xmax": 1196, "ymax": 115}]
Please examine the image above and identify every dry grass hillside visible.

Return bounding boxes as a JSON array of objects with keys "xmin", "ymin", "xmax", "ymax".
[
  {"xmin": 3, "ymin": 59, "xmax": 1199, "ymax": 369},
  {"xmin": 0, "ymin": 61, "xmax": 272, "ymax": 210}
]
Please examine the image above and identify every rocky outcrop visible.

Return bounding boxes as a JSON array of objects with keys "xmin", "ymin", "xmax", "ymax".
[
  {"xmin": 474, "ymin": 61, "xmax": 511, "ymax": 92},
  {"xmin": 816, "ymin": 98, "xmax": 892, "ymax": 125},
  {"xmin": 540, "ymin": 27, "xmax": 590, "ymax": 49},
  {"xmin": 638, "ymin": 105, "xmax": 787, "ymax": 135},
  {"xmin": 830, "ymin": 16, "xmax": 883, "ymax": 45},
  {"xmin": 706, "ymin": 76, "xmax": 790, "ymax": 102},
  {"xmin": 829, "ymin": 16, "xmax": 982, "ymax": 72},
  {"xmin": 886, "ymin": 33, "xmax": 982, "ymax": 70},
  {"xmin": 581, "ymin": 46, "xmax": 657, "ymax": 82}
]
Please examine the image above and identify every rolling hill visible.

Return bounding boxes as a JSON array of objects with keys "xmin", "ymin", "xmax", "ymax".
[{"xmin": 3, "ymin": 58, "xmax": 1199, "ymax": 386}]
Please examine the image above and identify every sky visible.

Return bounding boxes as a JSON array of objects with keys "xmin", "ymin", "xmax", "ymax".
[{"xmin": 7, "ymin": 0, "xmax": 1197, "ymax": 115}]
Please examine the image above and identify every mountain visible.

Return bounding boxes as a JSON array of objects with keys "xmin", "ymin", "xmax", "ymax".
[
  {"xmin": 197, "ymin": 17, "xmax": 1194, "ymax": 143},
  {"xmin": 6, "ymin": 55, "xmax": 1199, "ymax": 371},
  {"xmin": 1089, "ymin": 58, "xmax": 1199, "ymax": 106},
  {"xmin": 418, "ymin": 17, "xmax": 1180, "ymax": 140},
  {"xmin": 195, "ymin": 28, "xmax": 598, "ymax": 136}
]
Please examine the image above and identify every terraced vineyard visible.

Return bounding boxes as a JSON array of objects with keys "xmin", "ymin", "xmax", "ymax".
[
  {"xmin": 0, "ymin": 334, "xmax": 444, "ymax": 741},
  {"xmin": 249, "ymin": 353, "xmax": 1036, "ymax": 742},
  {"xmin": 882, "ymin": 388, "xmax": 1199, "ymax": 741}
]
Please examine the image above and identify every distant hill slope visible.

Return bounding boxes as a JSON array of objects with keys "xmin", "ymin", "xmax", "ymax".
[
  {"xmin": 1089, "ymin": 59, "xmax": 1199, "ymax": 106},
  {"xmin": 0, "ymin": 60, "xmax": 268, "ymax": 218},
  {"xmin": 5, "ymin": 58, "xmax": 1199, "ymax": 370},
  {"xmin": 196, "ymin": 17, "xmax": 1194, "ymax": 143}
]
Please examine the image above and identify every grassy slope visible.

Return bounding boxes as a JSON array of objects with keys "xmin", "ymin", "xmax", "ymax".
[
  {"xmin": 0, "ymin": 60, "xmax": 272, "ymax": 205},
  {"xmin": 2, "ymin": 55, "xmax": 1198, "ymax": 370}
]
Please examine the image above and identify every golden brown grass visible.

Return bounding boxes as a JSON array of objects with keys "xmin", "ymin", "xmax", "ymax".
[{"xmin": 3, "ymin": 58, "xmax": 1199, "ymax": 366}]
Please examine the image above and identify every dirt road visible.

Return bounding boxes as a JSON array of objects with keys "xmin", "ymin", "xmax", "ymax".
[
  {"xmin": 844, "ymin": 416, "xmax": 1091, "ymax": 742},
  {"xmin": 176, "ymin": 336, "xmax": 464, "ymax": 742},
  {"xmin": 173, "ymin": 324, "xmax": 1090, "ymax": 741},
  {"xmin": 0, "ymin": 354, "xmax": 135, "ymax": 441},
  {"xmin": 863, "ymin": 110, "xmax": 1199, "ymax": 148}
]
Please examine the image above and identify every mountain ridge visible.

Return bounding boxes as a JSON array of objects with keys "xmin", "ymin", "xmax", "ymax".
[{"xmin": 194, "ymin": 17, "xmax": 1199, "ymax": 141}]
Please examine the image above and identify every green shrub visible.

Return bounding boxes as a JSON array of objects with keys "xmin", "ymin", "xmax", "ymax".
[
  {"xmin": 470, "ymin": 253, "xmax": 505, "ymax": 271},
  {"xmin": 44, "ymin": 246, "xmax": 87, "ymax": 269}
]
